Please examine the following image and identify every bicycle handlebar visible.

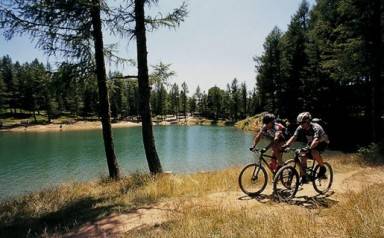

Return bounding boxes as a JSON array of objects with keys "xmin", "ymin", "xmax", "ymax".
[
  {"xmin": 249, "ymin": 147, "xmax": 267, "ymax": 153},
  {"xmin": 250, "ymin": 147, "xmax": 292, "ymax": 153},
  {"xmin": 282, "ymin": 147, "xmax": 291, "ymax": 153},
  {"xmin": 294, "ymin": 146, "xmax": 311, "ymax": 154}
]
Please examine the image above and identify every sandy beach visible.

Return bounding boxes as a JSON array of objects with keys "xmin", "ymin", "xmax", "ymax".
[
  {"xmin": 1, "ymin": 120, "xmax": 141, "ymax": 132},
  {"xmin": 0, "ymin": 117, "xmax": 232, "ymax": 132}
]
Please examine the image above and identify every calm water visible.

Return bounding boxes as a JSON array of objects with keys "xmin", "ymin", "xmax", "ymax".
[{"xmin": 0, "ymin": 126, "xmax": 262, "ymax": 200}]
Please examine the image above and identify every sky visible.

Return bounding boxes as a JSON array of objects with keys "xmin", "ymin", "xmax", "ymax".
[{"xmin": 0, "ymin": 0, "xmax": 314, "ymax": 94}]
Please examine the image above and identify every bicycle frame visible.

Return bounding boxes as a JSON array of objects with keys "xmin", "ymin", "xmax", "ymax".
[
  {"xmin": 291, "ymin": 150, "xmax": 317, "ymax": 178},
  {"xmin": 252, "ymin": 150, "xmax": 277, "ymax": 175}
]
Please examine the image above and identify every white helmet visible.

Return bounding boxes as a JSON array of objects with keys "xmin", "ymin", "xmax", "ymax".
[{"xmin": 297, "ymin": 112, "xmax": 312, "ymax": 124}]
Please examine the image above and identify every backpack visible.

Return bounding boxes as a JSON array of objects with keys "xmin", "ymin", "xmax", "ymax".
[
  {"xmin": 275, "ymin": 119, "xmax": 290, "ymax": 139},
  {"xmin": 312, "ymin": 118, "xmax": 328, "ymax": 131}
]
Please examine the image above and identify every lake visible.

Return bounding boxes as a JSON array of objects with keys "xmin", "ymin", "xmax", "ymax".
[{"xmin": 0, "ymin": 125, "xmax": 264, "ymax": 200}]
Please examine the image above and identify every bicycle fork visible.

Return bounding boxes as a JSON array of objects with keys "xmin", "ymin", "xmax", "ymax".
[{"xmin": 252, "ymin": 157, "xmax": 263, "ymax": 181}]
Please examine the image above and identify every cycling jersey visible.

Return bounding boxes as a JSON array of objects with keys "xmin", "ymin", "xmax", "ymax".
[
  {"xmin": 260, "ymin": 122, "xmax": 286, "ymax": 141},
  {"xmin": 293, "ymin": 122, "xmax": 329, "ymax": 144}
]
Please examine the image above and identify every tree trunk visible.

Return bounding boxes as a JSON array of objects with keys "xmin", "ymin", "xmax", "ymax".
[
  {"xmin": 32, "ymin": 110, "xmax": 37, "ymax": 123},
  {"xmin": 90, "ymin": 0, "xmax": 120, "ymax": 179},
  {"xmin": 134, "ymin": 0, "xmax": 163, "ymax": 174},
  {"xmin": 369, "ymin": 0, "xmax": 382, "ymax": 142},
  {"xmin": 46, "ymin": 94, "xmax": 52, "ymax": 123}
]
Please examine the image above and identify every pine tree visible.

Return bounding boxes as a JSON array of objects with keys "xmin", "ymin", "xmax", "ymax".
[
  {"xmin": 1, "ymin": 0, "xmax": 121, "ymax": 178},
  {"xmin": 169, "ymin": 83, "xmax": 180, "ymax": 118},
  {"xmin": 207, "ymin": 86, "xmax": 223, "ymax": 119},
  {"xmin": 230, "ymin": 78, "xmax": 239, "ymax": 120},
  {"xmin": 278, "ymin": 0, "xmax": 310, "ymax": 120},
  {"xmin": 180, "ymin": 82, "xmax": 189, "ymax": 119},
  {"xmin": 240, "ymin": 82, "xmax": 247, "ymax": 118}
]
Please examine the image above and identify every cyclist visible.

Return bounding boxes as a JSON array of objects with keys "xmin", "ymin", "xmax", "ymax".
[
  {"xmin": 251, "ymin": 113, "xmax": 286, "ymax": 172},
  {"xmin": 282, "ymin": 112, "xmax": 329, "ymax": 183}
]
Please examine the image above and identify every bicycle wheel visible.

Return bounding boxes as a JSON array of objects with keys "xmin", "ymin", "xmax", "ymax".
[
  {"xmin": 273, "ymin": 165, "xmax": 299, "ymax": 201},
  {"xmin": 312, "ymin": 162, "xmax": 333, "ymax": 194},
  {"xmin": 283, "ymin": 159, "xmax": 296, "ymax": 167},
  {"xmin": 238, "ymin": 163, "xmax": 268, "ymax": 196}
]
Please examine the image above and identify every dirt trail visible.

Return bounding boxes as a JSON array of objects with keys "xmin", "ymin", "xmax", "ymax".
[{"xmin": 64, "ymin": 166, "xmax": 384, "ymax": 238}]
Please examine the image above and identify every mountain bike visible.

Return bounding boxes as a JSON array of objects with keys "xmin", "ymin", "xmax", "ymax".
[
  {"xmin": 238, "ymin": 147, "xmax": 298, "ymax": 197},
  {"xmin": 273, "ymin": 147, "xmax": 333, "ymax": 201}
]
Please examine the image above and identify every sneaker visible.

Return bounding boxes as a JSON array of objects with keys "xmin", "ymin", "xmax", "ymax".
[{"xmin": 317, "ymin": 166, "xmax": 327, "ymax": 179}]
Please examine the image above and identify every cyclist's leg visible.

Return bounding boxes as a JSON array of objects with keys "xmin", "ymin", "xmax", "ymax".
[
  {"xmin": 311, "ymin": 147, "xmax": 327, "ymax": 178},
  {"xmin": 300, "ymin": 156, "xmax": 307, "ymax": 177},
  {"xmin": 298, "ymin": 156, "xmax": 310, "ymax": 183},
  {"xmin": 271, "ymin": 143, "xmax": 283, "ymax": 166},
  {"xmin": 270, "ymin": 153, "xmax": 278, "ymax": 172},
  {"xmin": 311, "ymin": 149, "xmax": 324, "ymax": 166}
]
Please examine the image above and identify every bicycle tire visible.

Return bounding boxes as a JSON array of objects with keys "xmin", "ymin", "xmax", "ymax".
[
  {"xmin": 238, "ymin": 163, "xmax": 268, "ymax": 196},
  {"xmin": 273, "ymin": 165, "xmax": 299, "ymax": 201},
  {"xmin": 283, "ymin": 159, "xmax": 296, "ymax": 167},
  {"xmin": 312, "ymin": 162, "xmax": 333, "ymax": 194}
]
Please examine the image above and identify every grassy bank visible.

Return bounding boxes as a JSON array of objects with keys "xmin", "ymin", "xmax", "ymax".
[
  {"xmin": 234, "ymin": 112, "xmax": 265, "ymax": 131},
  {"xmin": 0, "ymin": 167, "xmax": 240, "ymax": 237},
  {"xmin": 0, "ymin": 153, "xmax": 382, "ymax": 237}
]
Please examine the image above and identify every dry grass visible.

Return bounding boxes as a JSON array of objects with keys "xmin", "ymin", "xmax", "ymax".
[
  {"xmin": 234, "ymin": 113, "xmax": 265, "ymax": 131},
  {"xmin": 328, "ymin": 184, "xmax": 384, "ymax": 237},
  {"xmin": 0, "ymin": 168, "xmax": 241, "ymax": 236},
  {"xmin": 127, "ymin": 183, "xmax": 384, "ymax": 238},
  {"xmin": 325, "ymin": 152, "xmax": 363, "ymax": 171},
  {"xmin": 0, "ymin": 153, "xmax": 382, "ymax": 237}
]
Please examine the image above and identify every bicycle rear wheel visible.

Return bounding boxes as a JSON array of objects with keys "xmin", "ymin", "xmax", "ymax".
[
  {"xmin": 273, "ymin": 165, "xmax": 299, "ymax": 201},
  {"xmin": 312, "ymin": 162, "xmax": 333, "ymax": 194},
  {"xmin": 238, "ymin": 163, "xmax": 268, "ymax": 196},
  {"xmin": 283, "ymin": 159, "xmax": 296, "ymax": 168}
]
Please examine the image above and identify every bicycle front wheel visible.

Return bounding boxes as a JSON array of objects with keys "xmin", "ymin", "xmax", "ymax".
[
  {"xmin": 273, "ymin": 165, "xmax": 299, "ymax": 201},
  {"xmin": 313, "ymin": 162, "xmax": 333, "ymax": 194},
  {"xmin": 238, "ymin": 163, "xmax": 268, "ymax": 196}
]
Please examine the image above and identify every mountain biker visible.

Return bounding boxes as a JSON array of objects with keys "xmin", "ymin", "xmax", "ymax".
[
  {"xmin": 251, "ymin": 113, "xmax": 286, "ymax": 172},
  {"xmin": 282, "ymin": 112, "xmax": 329, "ymax": 183}
]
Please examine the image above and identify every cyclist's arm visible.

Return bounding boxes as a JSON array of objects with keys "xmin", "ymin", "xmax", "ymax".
[
  {"xmin": 284, "ymin": 135, "xmax": 297, "ymax": 147},
  {"xmin": 252, "ymin": 130, "xmax": 263, "ymax": 147},
  {"xmin": 283, "ymin": 126, "xmax": 301, "ymax": 147},
  {"xmin": 274, "ymin": 131, "xmax": 284, "ymax": 142},
  {"xmin": 310, "ymin": 137, "xmax": 320, "ymax": 149}
]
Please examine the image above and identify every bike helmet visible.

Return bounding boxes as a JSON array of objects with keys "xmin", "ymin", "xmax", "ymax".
[
  {"xmin": 297, "ymin": 112, "xmax": 312, "ymax": 124},
  {"xmin": 262, "ymin": 113, "xmax": 275, "ymax": 124}
]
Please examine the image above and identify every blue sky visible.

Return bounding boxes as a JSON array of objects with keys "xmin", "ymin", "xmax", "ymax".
[{"xmin": 0, "ymin": 0, "xmax": 313, "ymax": 93}]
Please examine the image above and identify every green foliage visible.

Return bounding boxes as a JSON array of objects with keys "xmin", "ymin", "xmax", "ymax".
[
  {"xmin": 255, "ymin": 27, "xmax": 284, "ymax": 115},
  {"xmin": 0, "ymin": 56, "xmax": 134, "ymax": 121},
  {"xmin": 169, "ymin": 83, "xmax": 180, "ymax": 117},
  {"xmin": 0, "ymin": 73, "xmax": 5, "ymax": 110},
  {"xmin": 149, "ymin": 63, "xmax": 176, "ymax": 117},
  {"xmin": 358, "ymin": 143, "xmax": 384, "ymax": 164},
  {"xmin": 254, "ymin": 0, "xmax": 383, "ymax": 147},
  {"xmin": 180, "ymin": 82, "xmax": 189, "ymax": 117},
  {"xmin": 207, "ymin": 86, "xmax": 224, "ymax": 119}
]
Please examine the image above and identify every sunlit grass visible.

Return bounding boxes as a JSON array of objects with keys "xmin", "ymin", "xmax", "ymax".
[
  {"xmin": 0, "ymin": 153, "xmax": 382, "ymax": 237},
  {"xmin": 234, "ymin": 112, "xmax": 264, "ymax": 131},
  {"xmin": 127, "ymin": 184, "xmax": 384, "ymax": 238},
  {"xmin": 0, "ymin": 168, "xmax": 241, "ymax": 236}
]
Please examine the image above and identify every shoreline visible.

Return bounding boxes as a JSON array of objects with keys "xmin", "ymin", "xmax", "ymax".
[
  {"xmin": 0, "ymin": 117, "xmax": 234, "ymax": 132},
  {"xmin": 0, "ymin": 120, "xmax": 141, "ymax": 132}
]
